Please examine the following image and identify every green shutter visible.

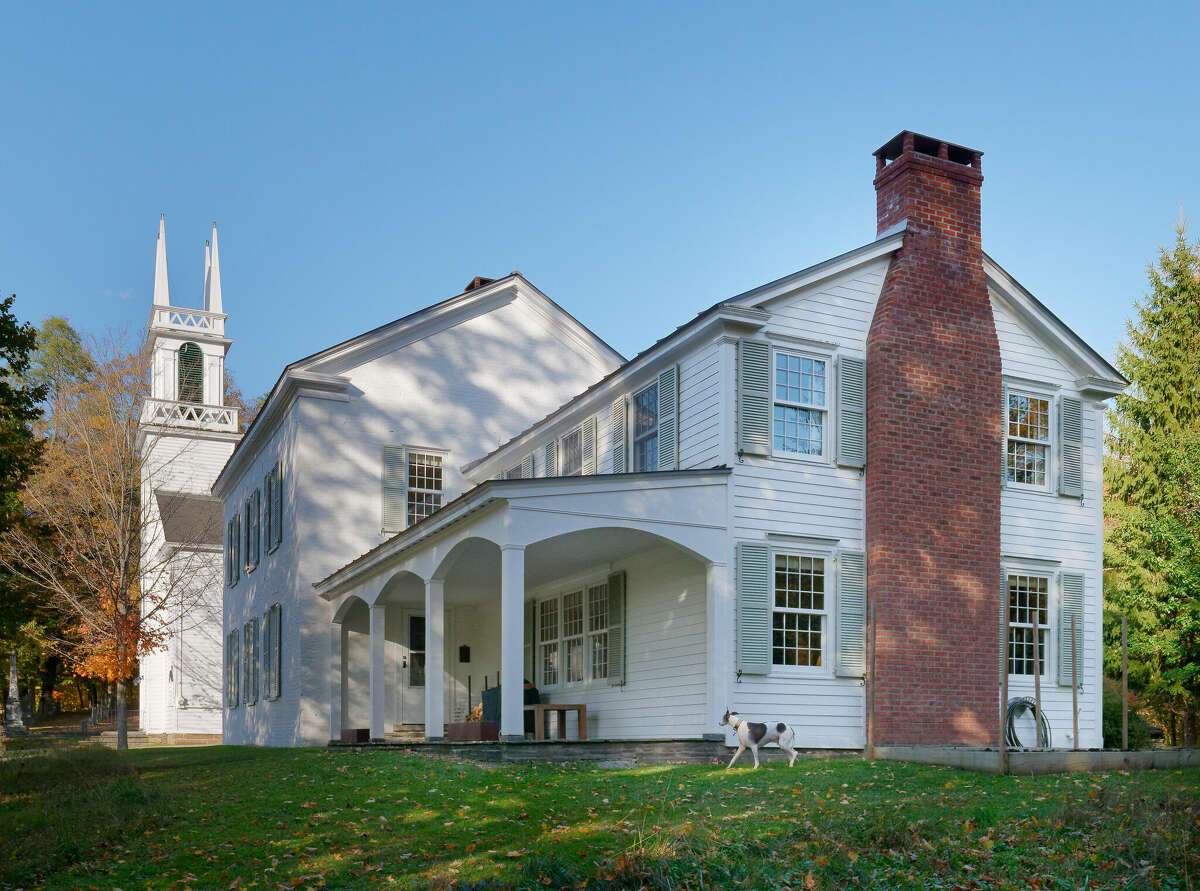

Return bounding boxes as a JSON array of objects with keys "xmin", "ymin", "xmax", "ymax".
[
  {"xmin": 611, "ymin": 397, "xmax": 628, "ymax": 473},
  {"xmin": 738, "ymin": 340, "xmax": 771, "ymax": 457},
  {"xmin": 1059, "ymin": 396, "xmax": 1084, "ymax": 497},
  {"xmin": 582, "ymin": 416, "xmax": 597, "ymax": 475},
  {"xmin": 835, "ymin": 551, "xmax": 867, "ymax": 677},
  {"xmin": 177, "ymin": 342, "xmax": 204, "ymax": 404},
  {"xmin": 737, "ymin": 543, "xmax": 771, "ymax": 675},
  {"xmin": 382, "ymin": 446, "xmax": 406, "ymax": 532},
  {"xmin": 520, "ymin": 453, "xmax": 534, "ymax": 480},
  {"xmin": 657, "ymin": 365, "xmax": 679, "ymax": 471},
  {"xmin": 544, "ymin": 441, "xmax": 558, "ymax": 477},
  {"xmin": 837, "ymin": 356, "xmax": 866, "ymax": 469},
  {"xmin": 1059, "ymin": 572, "xmax": 1084, "ymax": 686},
  {"xmin": 607, "ymin": 571, "xmax": 626, "ymax": 686},
  {"xmin": 524, "ymin": 600, "xmax": 536, "ymax": 682}
]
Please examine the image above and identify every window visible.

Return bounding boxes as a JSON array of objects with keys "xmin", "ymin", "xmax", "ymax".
[
  {"xmin": 1006, "ymin": 392, "xmax": 1051, "ymax": 487},
  {"xmin": 406, "ymin": 452, "xmax": 443, "ymax": 526},
  {"xmin": 408, "ymin": 615, "xmax": 426, "ymax": 688},
  {"xmin": 559, "ymin": 429, "xmax": 582, "ymax": 477},
  {"xmin": 504, "ymin": 465, "xmax": 523, "ymax": 480},
  {"xmin": 243, "ymin": 619, "xmax": 259, "ymax": 705},
  {"xmin": 226, "ymin": 630, "xmax": 240, "ymax": 708},
  {"xmin": 1008, "ymin": 574, "xmax": 1049, "ymax": 676},
  {"xmin": 772, "ymin": 554, "xmax": 826, "ymax": 667},
  {"xmin": 773, "ymin": 351, "xmax": 827, "ymax": 457},
  {"xmin": 244, "ymin": 490, "xmax": 260, "ymax": 572},
  {"xmin": 264, "ymin": 463, "xmax": 282, "ymax": 553},
  {"xmin": 538, "ymin": 581, "xmax": 612, "ymax": 686},
  {"xmin": 262, "ymin": 603, "xmax": 282, "ymax": 700},
  {"xmin": 633, "ymin": 383, "xmax": 659, "ymax": 472},
  {"xmin": 178, "ymin": 342, "xmax": 204, "ymax": 404},
  {"xmin": 226, "ymin": 516, "xmax": 240, "ymax": 587}
]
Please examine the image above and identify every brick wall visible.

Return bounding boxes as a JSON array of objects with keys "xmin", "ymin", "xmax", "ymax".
[{"xmin": 865, "ymin": 132, "xmax": 1003, "ymax": 746}]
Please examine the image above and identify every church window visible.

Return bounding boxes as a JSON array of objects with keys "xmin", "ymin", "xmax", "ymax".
[
  {"xmin": 178, "ymin": 342, "xmax": 204, "ymax": 404},
  {"xmin": 406, "ymin": 452, "xmax": 443, "ymax": 526}
]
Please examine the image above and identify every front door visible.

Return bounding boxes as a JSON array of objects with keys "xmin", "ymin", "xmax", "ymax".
[{"xmin": 399, "ymin": 611, "xmax": 425, "ymax": 725}]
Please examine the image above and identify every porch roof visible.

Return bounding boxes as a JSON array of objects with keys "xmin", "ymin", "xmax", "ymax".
[{"xmin": 314, "ymin": 467, "xmax": 732, "ymax": 600}]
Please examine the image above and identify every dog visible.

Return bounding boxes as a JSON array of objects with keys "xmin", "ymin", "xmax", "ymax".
[{"xmin": 720, "ymin": 708, "xmax": 799, "ymax": 769}]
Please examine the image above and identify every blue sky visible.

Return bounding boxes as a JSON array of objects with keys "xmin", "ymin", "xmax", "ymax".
[{"xmin": 5, "ymin": 2, "xmax": 1197, "ymax": 397}]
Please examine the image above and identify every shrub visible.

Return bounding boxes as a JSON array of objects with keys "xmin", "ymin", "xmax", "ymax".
[{"xmin": 1102, "ymin": 680, "xmax": 1154, "ymax": 749}]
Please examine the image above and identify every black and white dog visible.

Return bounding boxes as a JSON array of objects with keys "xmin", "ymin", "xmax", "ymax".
[{"xmin": 720, "ymin": 709, "xmax": 799, "ymax": 769}]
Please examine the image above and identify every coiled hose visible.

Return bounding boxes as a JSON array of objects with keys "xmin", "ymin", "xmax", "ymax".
[{"xmin": 1005, "ymin": 697, "xmax": 1052, "ymax": 748}]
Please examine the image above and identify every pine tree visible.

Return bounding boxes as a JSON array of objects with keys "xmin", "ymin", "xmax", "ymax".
[{"xmin": 1105, "ymin": 224, "xmax": 1200, "ymax": 745}]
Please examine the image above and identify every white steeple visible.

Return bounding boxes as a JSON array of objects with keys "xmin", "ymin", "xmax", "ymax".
[
  {"xmin": 153, "ymin": 214, "xmax": 170, "ymax": 306},
  {"xmin": 204, "ymin": 223, "xmax": 223, "ymax": 314},
  {"xmin": 203, "ymin": 239, "xmax": 211, "ymax": 302}
]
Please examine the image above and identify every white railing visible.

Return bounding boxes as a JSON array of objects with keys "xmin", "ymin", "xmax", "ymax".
[
  {"xmin": 141, "ymin": 398, "xmax": 239, "ymax": 433},
  {"xmin": 150, "ymin": 305, "xmax": 226, "ymax": 336}
]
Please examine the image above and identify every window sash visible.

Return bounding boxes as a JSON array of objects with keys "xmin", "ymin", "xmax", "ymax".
[
  {"xmin": 770, "ymin": 552, "xmax": 828, "ymax": 668},
  {"xmin": 773, "ymin": 351, "xmax": 827, "ymax": 456},
  {"xmin": 632, "ymin": 384, "xmax": 659, "ymax": 473},
  {"xmin": 406, "ymin": 452, "xmax": 443, "ymax": 526},
  {"xmin": 559, "ymin": 429, "xmax": 583, "ymax": 477},
  {"xmin": 1007, "ymin": 574, "xmax": 1050, "ymax": 676},
  {"xmin": 1005, "ymin": 392, "xmax": 1052, "ymax": 487},
  {"xmin": 538, "ymin": 581, "xmax": 611, "ymax": 687}
]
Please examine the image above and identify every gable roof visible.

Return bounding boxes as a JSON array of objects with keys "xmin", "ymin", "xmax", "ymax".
[{"xmin": 212, "ymin": 273, "xmax": 623, "ymax": 495}]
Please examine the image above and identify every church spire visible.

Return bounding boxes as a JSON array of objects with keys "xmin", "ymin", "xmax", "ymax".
[
  {"xmin": 153, "ymin": 214, "xmax": 170, "ymax": 306},
  {"xmin": 205, "ymin": 223, "xmax": 223, "ymax": 314},
  {"xmin": 203, "ymin": 239, "xmax": 211, "ymax": 302}
]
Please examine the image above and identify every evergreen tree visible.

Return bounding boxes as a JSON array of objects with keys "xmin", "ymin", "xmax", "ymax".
[
  {"xmin": 0, "ymin": 295, "xmax": 46, "ymax": 529},
  {"xmin": 1105, "ymin": 224, "xmax": 1200, "ymax": 745}
]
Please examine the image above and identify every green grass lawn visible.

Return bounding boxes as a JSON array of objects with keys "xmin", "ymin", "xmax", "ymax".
[{"xmin": 1, "ymin": 746, "xmax": 1197, "ymax": 889}]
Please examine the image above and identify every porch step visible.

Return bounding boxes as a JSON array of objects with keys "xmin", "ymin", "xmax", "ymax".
[{"xmin": 388, "ymin": 724, "xmax": 425, "ymax": 743}]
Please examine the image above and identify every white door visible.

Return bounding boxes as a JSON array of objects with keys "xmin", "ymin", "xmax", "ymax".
[{"xmin": 399, "ymin": 610, "xmax": 425, "ymax": 725}]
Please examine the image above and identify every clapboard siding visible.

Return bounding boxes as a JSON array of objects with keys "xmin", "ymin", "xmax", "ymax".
[{"xmin": 679, "ymin": 341, "xmax": 722, "ymax": 469}]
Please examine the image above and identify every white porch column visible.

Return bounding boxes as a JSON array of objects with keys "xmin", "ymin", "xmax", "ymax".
[
  {"xmin": 706, "ymin": 561, "xmax": 733, "ymax": 740},
  {"xmin": 369, "ymin": 603, "xmax": 387, "ymax": 740},
  {"xmin": 330, "ymin": 622, "xmax": 344, "ymax": 743},
  {"xmin": 500, "ymin": 545, "xmax": 526, "ymax": 741},
  {"xmin": 424, "ymin": 578, "xmax": 446, "ymax": 741}
]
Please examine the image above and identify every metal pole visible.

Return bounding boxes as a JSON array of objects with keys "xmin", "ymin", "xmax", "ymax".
[
  {"xmin": 1033, "ymin": 629, "xmax": 1043, "ymax": 749},
  {"xmin": 1000, "ymin": 597, "xmax": 1010, "ymax": 774},
  {"xmin": 1071, "ymin": 614, "xmax": 1079, "ymax": 751},
  {"xmin": 1122, "ymin": 617, "xmax": 1128, "ymax": 750}
]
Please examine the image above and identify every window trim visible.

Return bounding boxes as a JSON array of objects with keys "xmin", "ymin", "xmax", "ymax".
[
  {"xmin": 535, "ymin": 572, "xmax": 613, "ymax": 690},
  {"xmin": 1004, "ymin": 564, "xmax": 1056, "ymax": 681},
  {"xmin": 769, "ymin": 545, "xmax": 833, "ymax": 676},
  {"xmin": 771, "ymin": 347, "xmax": 831, "ymax": 463},
  {"xmin": 631, "ymin": 381, "xmax": 659, "ymax": 473},
  {"xmin": 1004, "ymin": 384, "xmax": 1056, "ymax": 493}
]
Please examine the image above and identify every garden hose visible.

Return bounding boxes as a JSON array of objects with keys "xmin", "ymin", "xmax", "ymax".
[{"xmin": 1005, "ymin": 697, "xmax": 1052, "ymax": 749}]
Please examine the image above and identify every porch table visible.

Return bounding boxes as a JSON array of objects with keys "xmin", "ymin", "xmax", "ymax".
[{"xmin": 524, "ymin": 703, "xmax": 588, "ymax": 740}]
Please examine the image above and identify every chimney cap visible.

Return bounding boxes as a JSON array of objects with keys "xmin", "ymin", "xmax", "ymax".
[
  {"xmin": 874, "ymin": 130, "xmax": 982, "ymax": 167},
  {"xmin": 463, "ymin": 275, "xmax": 497, "ymax": 293}
]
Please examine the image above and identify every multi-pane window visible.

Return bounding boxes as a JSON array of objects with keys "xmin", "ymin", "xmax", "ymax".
[
  {"xmin": 539, "ymin": 582, "xmax": 612, "ymax": 686},
  {"xmin": 559, "ymin": 429, "xmax": 583, "ymax": 477},
  {"xmin": 406, "ymin": 452, "xmax": 443, "ymax": 526},
  {"xmin": 772, "ymin": 554, "xmax": 826, "ymax": 667},
  {"xmin": 243, "ymin": 619, "xmax": 259, "ymax": 705},
  {"xmin": 539, "ymin": 599, "xmax": 560, "ymax": 686},
  {"xmin": 244, "ymin": 490, "xmax": 260, "ymax": 573},
  {"xmin": 773, "ymin": 352, "xmax": 827, "ymax": 456},
  {"xmin": 504, "ymin": 465, "xmax": 523, "ymax": 480},
  {"xmin": 633, "ymin": 383, "xmax": 659, "ymax": 472},
  {"xmin": 226, "ymin": 516, "xmax": 240, "ymax": 587},
  {"xmin": 1008, "ymin": 574, "xmax": 1049, "ymax": 676},
  {"xmin": 1006, "ymin": 392, "xmax": 1051, "ymax": 487},
  {"xmin": 177, "ymin": 342, "xmax": 204, "ymax": 404}
]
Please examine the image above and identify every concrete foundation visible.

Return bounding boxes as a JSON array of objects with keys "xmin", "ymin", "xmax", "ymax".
[{"xmin": 875, "ymin": 745, "xmax": 1200, "ymax": 775}]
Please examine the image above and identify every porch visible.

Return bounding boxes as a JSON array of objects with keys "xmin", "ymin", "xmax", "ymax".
[{"xmin": 315, "ymin": 469, "xmax": 733, "ymax": 744}]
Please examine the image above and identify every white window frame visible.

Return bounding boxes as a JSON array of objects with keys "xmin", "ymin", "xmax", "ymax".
[
  {"xmin": 558, "ymin": 427, "xmax": 583, "ymax": 477},
  {"xmin": 769, "ymin": 547, "xmax": 832, "ymax": 675},
  {"xmin": 631, "ymin": 381, "xmax": 659, "ymax": 473},
  {"xmin": 536, "ymin": 574, "xmax": 612, "ymax": 690},
  {"xmin": 771, "ymin": 347, "xmax": 830, "ymax": 462},
  {"xmin": 1004, "ymin": 565, "xmax": 1055, "ymax": 681},
  {"xmin": 405, "ymin": 449, "xmax": 445, "ymax": 527},
  {"xmin": 1004, "ymin": 385, "xmax": 1056, "ymax": 493}
]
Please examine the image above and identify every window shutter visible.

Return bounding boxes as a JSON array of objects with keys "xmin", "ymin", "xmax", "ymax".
[
  {"xmin": 836, "ymin": 356, "xmax": 867, "ymax": 469},
  {"xmin": 381, "ymin": 446, "xmax": 406, "ymax": 532},
  {"xmin": 611, "ymin": 397, "xmax": 628, "ymax": 474},
  {"xmin": 835, "ymin": 551, "xmax": 867, "ymax": 677},
  {"xmin": 1059, "ymin": 396, "xmax": 1084, "ymax": 497},
  {"xmin": 1058, "ymin": 572, "xmax": 1084, "ymax": 687},
  {"xmin": 520, "ymin": 453, "xmax": 534, "ymax": 480},
  {"xmin": 737, "ymin": 543, "xmax": 771, "ymax": 675},
  {"xmin": 262, "ymin": 611, "xmax": 271, "ymax": 702},
  {"xmin": 272, "ymin": 603, "xmax": 283, "ymax": 699},
  {"xmin": 230, "ymin": 516, "xmax": 240, "ymax": 586},
  {"xmin": 544, "ymin": 441, "xmax": 558, "ymax": 477},
  {"xmin": 738, "ymin": 340, "xmax": 771, "ymax": 456},
  {"xmin": 272, "ymin": 462, "xmax": 283, "ymax": 548},
  {"xmin": 582, "ymin": 416, "xmax": 597, "ymax": 475},
  {"xmin": 657, "ymin": 365, "xmax": 679, "ymax": 471},
  {"xmin": 524, "ymin": 601, "xmax": 536, "ymax": 682},
  {"xmin": 607, "ymin": 571, "xmax": 626, "ymax": 686},
  {"xmin": 262, "ymin": 472, "xmax": 273, "ymax": 553}
]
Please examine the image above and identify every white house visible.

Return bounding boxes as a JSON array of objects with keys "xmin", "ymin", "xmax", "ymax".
[
  {"xmin": 138, "ymin": 217, "xmax": 239, "ymax": 741},
  {"xmin": 220, "ymin": 131, "xmax": 1126, "ymax": 751}
]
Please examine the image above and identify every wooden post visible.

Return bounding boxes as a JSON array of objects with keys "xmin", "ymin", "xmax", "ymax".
[
  {"xmin": 1121, "ymin": 617, "xmax": 1129, "ymax": 750},
  {"xmin": 1071, "ymin": 614, "xmax": 1079, "ymax": 750},
  {"xmin": 1000, "ymin": 598, "xmax": 1010, "ymax": 774},
  {"xmin": 866, "ymin": 598, "xmax": 876, "ymax": 760},
  {"xmin": 1032, "ymin": 630, "xmax": 1043, "ymax": 749}
]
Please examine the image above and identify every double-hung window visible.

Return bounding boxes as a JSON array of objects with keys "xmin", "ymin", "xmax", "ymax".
[
  {"xmin": 538, "ymin": 580, "xmax": 611, "ymax": 686},
  {"xmin": 406, "ymin": 452, "xmax": 443, "ymax": 526},
  {"xmin": 773, "ymin": 351, "xmax": 827, "ymax": 457},
  {"xmin": 772, "ymin": 553, "xmax": 827, "ymax": 667},
  {"xmin": 244, "ymin": 490, "xmax": 260, "ymax": 573},
  {"xmin": 1008, "ymin": 574, "xmax": 1049, "ymax": 676},
  {"xmin": 1005, "ymin": 392, "xmax": 1051, "ymax": 488},
  {"xmin": 559, "ymin": 429, "xmax": 583, "ymax": 477},
  {"xmin": 632, "ymin": 383, "xmax": 659, "ymax": 472}
]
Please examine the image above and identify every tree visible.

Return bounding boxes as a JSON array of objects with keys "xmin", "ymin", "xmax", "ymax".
[
  {"xmin": 0, "ymin": 337, "xmax": 219, "ymax": 748},
  {"xmin": 0, "ymin": 295, "xmax": 46, "ymax": 528},
  {"xmin": 29, "ymin": 316, "xmax": 93, "ymax": 399},
  {"xmin": 1105, "ymin": 223, "xmax": 1200, "ymax": 745}
]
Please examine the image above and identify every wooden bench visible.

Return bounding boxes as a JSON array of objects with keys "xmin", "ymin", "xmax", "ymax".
[{"xmin": 524, "ymin": 703, "xmax": 588, "ymax": 740}]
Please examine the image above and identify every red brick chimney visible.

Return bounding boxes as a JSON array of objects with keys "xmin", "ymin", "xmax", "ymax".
[{"xmin": 865, "ymin": 131, "xmax": 1003, "ymax": 747}]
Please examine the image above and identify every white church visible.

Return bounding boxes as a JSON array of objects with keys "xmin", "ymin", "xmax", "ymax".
[{"xmin": 140, "ymin": 132, "xmax": 1126, "ymax": 752}]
